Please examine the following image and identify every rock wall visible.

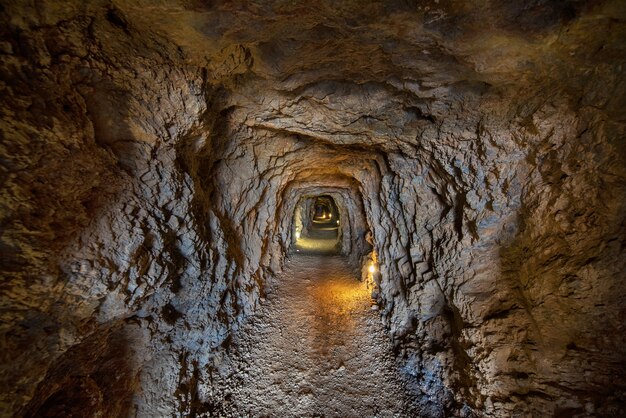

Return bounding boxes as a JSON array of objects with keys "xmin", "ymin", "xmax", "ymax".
[
  {"xmin": 1, "ymin": 1, "xmax": 625, "ymax": 417},
  {"xmin": 0, "ymin": 2, "xmax": 264, "ymax": 415},
  {"xmin": 366, "ymin": 92, "xmax": 626, "ymax": 416}
]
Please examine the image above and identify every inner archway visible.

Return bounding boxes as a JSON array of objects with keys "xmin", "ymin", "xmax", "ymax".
[{"xmin": 293, "ymin": 195, "xmax": 342, "ymax": 254}]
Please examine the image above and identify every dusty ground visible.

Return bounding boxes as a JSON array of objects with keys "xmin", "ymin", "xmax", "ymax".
[
  {"xmin": 294, "ymin": 219, "xmax": 342, "ymax": 254},
  {"xmin": 221, "ymin": 238, "xmax": 417, "ymax": 417}
]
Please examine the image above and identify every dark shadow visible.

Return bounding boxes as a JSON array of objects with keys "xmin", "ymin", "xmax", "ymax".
[{"xmin": 20, "ymin": 321, "xmax": 146, "ymax": 418}]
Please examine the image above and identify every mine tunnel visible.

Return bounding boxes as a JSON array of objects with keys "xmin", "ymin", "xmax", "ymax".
[
  {"xmin": 292, "ymin": 194, "xmax": 360, "ymax": 256},
  {"xmin": 1, "ymin": 1, "xmax": 626, "ymax": 417}
]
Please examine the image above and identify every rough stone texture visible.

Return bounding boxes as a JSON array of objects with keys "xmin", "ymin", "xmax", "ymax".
[
  {"xmin": 215, "ymin": 253, "xmax": 417, "ymax": 416},
  {"xmin": 1, "ymin": 0, "xmax": 625, "ymax": 417}
]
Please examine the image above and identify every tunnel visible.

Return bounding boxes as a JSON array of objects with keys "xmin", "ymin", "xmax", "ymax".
[
  {"xmin": 292, "ymin": 194, "xmax": 352, "ymax": 255},
  {"xmin": 1, "ymin": 1, "xmax": 625, "ymax": 417}
]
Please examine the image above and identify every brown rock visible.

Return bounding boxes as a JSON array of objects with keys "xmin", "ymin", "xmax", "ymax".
[{"xmin": 1, "ymin": 0, "xmax": 625, "ymax": 416}]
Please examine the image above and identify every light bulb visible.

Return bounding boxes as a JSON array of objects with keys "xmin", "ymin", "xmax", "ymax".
[{"xmin": 368, "ymin": 264, "xmax": 376, "ymax": 274}]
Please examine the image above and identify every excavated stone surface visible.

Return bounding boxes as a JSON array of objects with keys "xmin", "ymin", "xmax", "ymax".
[
  {"xmin": 214, "ymin": 253, "xmax": 419, "ymax": 417},
  {"xmin": 1, "ymin": 0, "xmax": 625, "ymax": 417}
]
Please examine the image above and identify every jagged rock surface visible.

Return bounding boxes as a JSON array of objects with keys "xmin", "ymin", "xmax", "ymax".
[{"xmin": 1, "ymin": 1, "xmax": 625, "ymax": 417}]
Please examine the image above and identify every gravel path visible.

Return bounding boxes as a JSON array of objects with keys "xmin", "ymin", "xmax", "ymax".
[{"xmin": 224, "ymin": 253, "xmax": 417, "ymax": 417}]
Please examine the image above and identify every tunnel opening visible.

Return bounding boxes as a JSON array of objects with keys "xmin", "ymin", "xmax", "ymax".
[{"xmin": 292, "ymin": 195, "xmax": 342, "ymax": 255}]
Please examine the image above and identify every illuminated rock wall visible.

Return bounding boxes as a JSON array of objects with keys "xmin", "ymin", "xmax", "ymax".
[{"xmin": 1, "ymin": 1, "xmax": 625, "ymax": 416}]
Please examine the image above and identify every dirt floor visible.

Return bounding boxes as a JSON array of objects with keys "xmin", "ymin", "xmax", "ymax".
[{"xmin": 220, "ymin": 232, "xmax": 418, "ymax": 417}]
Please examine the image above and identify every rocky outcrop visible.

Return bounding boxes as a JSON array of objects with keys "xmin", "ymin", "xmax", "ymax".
[{"xmin": 1, "ymin": 1, "xmax": 625, "ymax": 416}]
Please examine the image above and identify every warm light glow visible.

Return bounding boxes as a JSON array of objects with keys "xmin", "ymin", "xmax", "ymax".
[
  {"xmin": 329, "ymin": 213, "xmax": 332, "ymax": 219},
  {"xmin": 295, "ymin": 231, "xmax": 301, "ymax": 239},
  {"xmin": 368, "ymin": 264, "xmax": 376, "ymax": 274},
  {"xmin": 336, "ymin": 220, "xmax": 340, "ymax": 225},
  {"xmin": 313, "ymin": 279, "xmax": 368, "ymax": 308}
]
